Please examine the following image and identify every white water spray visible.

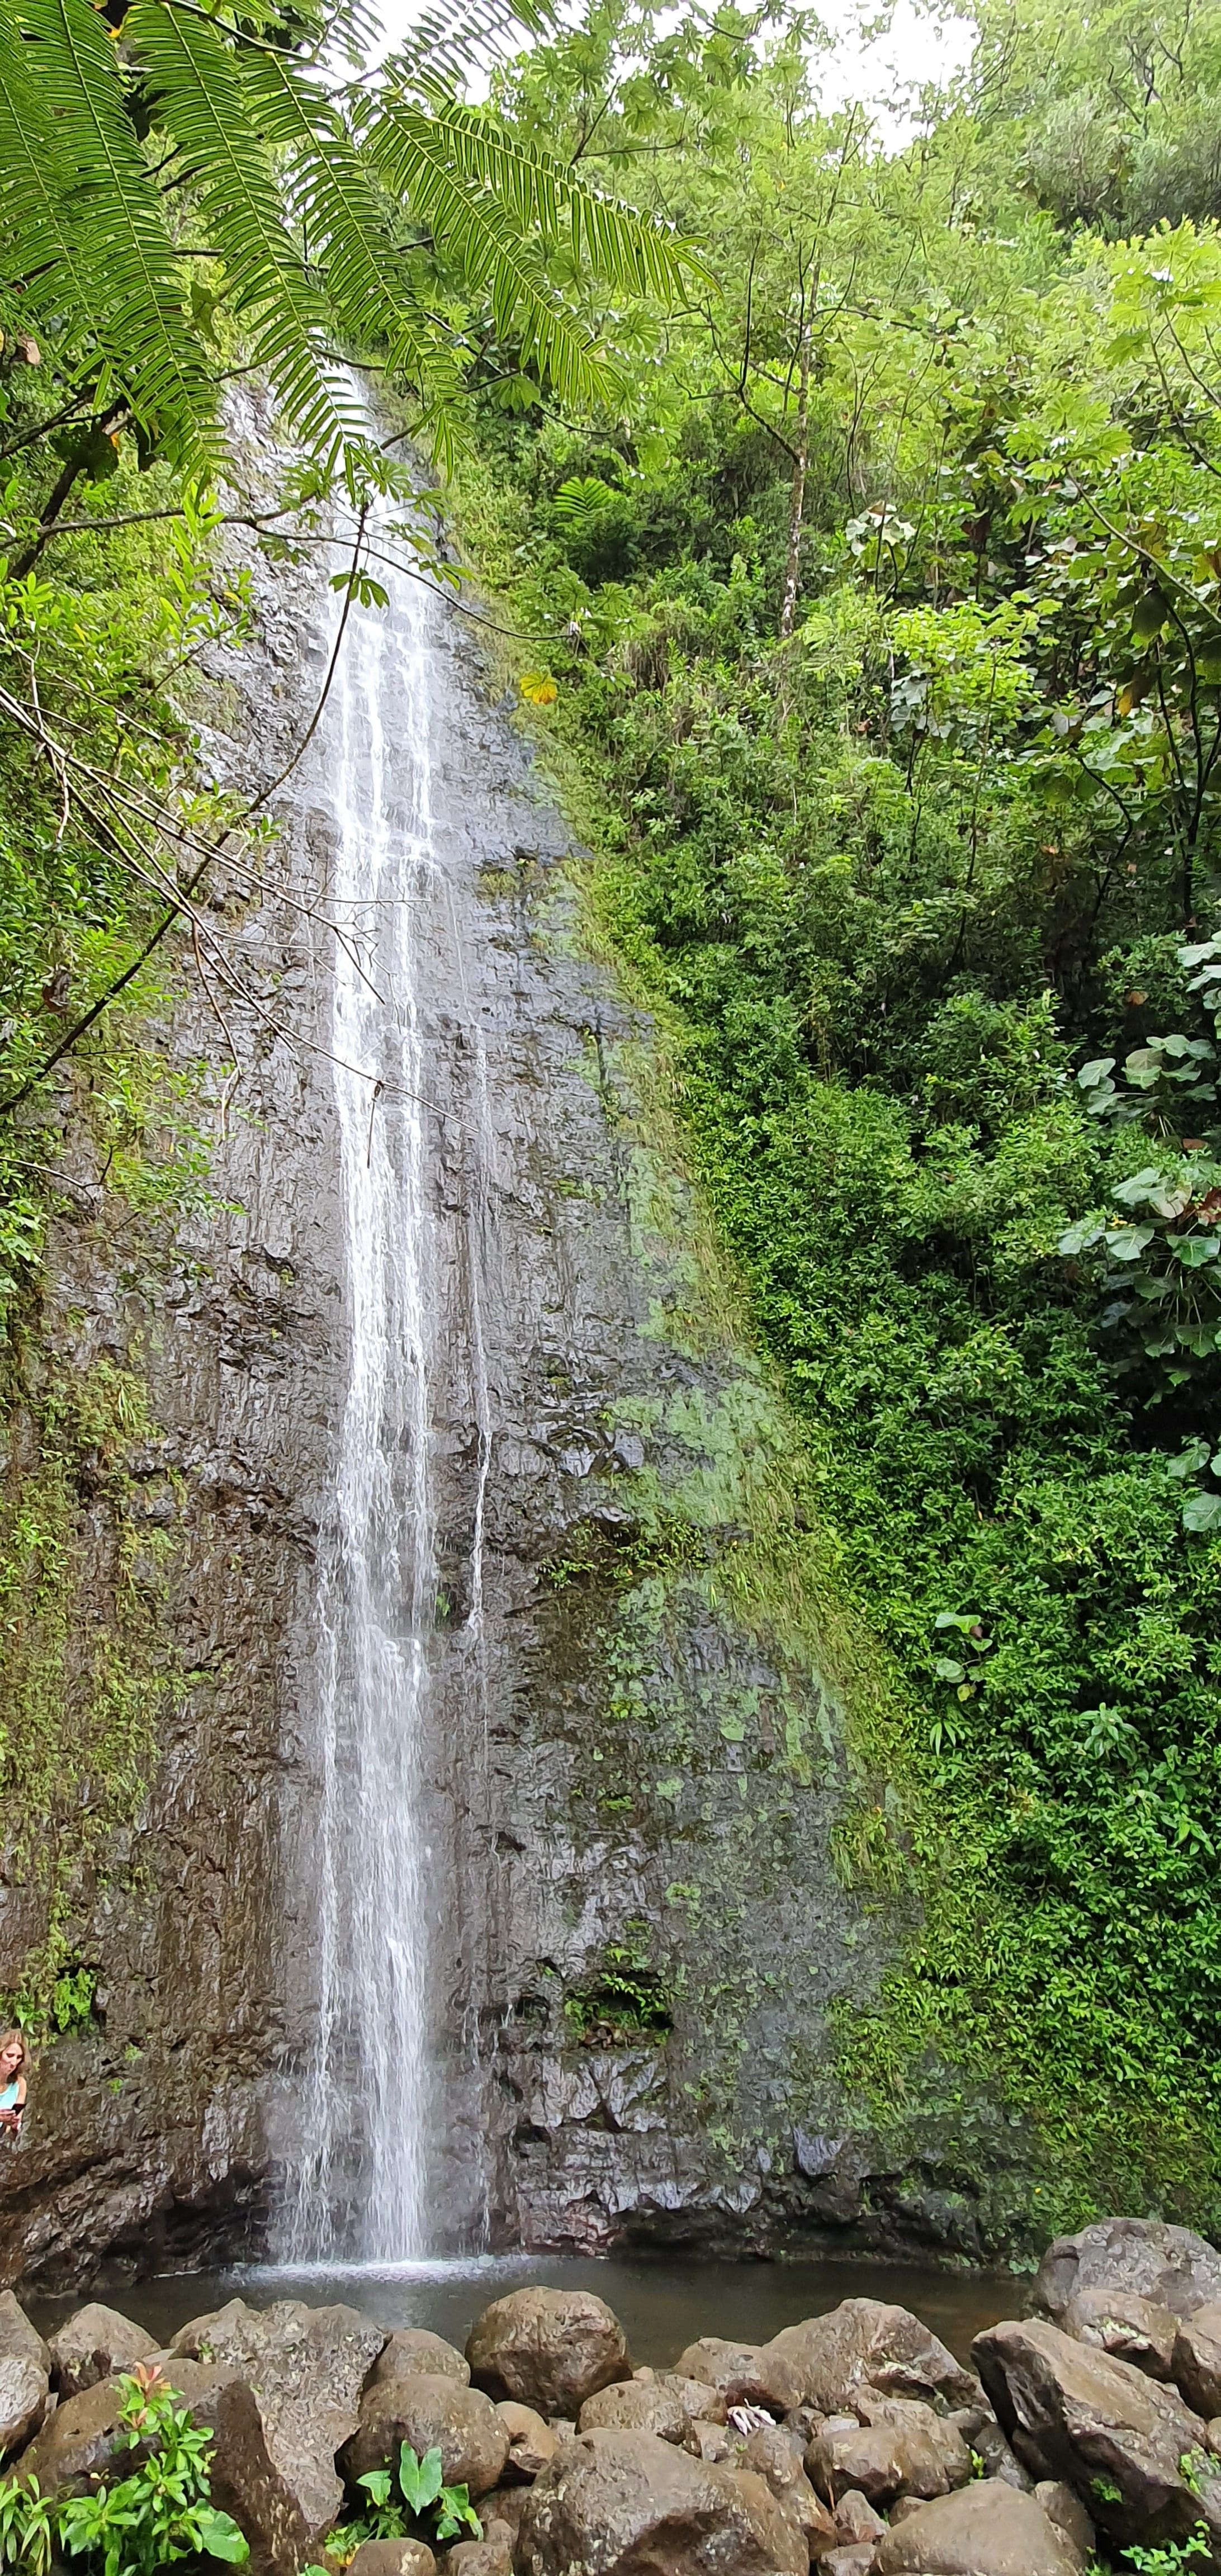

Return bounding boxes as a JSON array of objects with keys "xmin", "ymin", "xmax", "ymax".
[{"xmin": 288, "ymin": 528, "xmax": 446, "ymax": 2264}]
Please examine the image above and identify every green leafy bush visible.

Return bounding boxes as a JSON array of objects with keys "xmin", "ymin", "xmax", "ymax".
[{"xmin": 0, "ymin": 2371, "xmax": 248, "ymax": 2576}]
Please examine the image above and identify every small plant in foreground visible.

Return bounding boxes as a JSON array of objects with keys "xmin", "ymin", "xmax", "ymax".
[
  {"xmin": 322, "ymin": 2446, "xmax": 482, "ymax": 2564},
  {"xmin": 1123, "ymin": 2529, "xmax": 1210, "ymax": 2574},
  {"xmin": 55, "ymin": 2367, "xmax": 248, "ymax": 2576}
]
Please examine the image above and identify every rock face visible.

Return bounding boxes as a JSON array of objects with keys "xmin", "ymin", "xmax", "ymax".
[
  {"xmin": 0, "ymin": 397, "xmax": 1059, "ymax": 2286},
  {"xmin": 467, "ymin": 2289, "xmax": 629, "ymax": 2417},
  {"xmin": 168, "ymin": 2296, "xmax": 385, "ymax": 2542},
  {"xmin": 974, "ymin": 2314, "xmax": 1221, "ymax": 2556},
  {"xmin": 1173, "ymin": 2304, "xmax": 1221, "ymax": 2417},
  {"xmin": 518, "ymin": 2427, "xmax": 806, "ymax": 2575}
]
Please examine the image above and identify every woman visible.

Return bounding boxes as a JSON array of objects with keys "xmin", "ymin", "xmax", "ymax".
[{"xmin": 0, "ymin": 2030, "xmax": 28, "ymax": 2138}]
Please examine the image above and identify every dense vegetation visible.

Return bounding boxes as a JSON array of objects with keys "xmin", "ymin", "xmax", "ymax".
[
  {"xmin": 451, "ymin": 0, "xmax": 1221, "ymax": 2212},
  {"xmin": 4, "ymin": 0, "xmax": 1221, "ymax": 2215}
]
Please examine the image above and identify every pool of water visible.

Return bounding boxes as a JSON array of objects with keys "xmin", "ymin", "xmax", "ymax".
[{"xmin": 27, "ymin": 2250, "xmax": 1027, "ymax": 2369}]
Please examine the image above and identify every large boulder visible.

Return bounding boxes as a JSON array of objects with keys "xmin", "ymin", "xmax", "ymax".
[
  {"xmin": 740, "ymin": 2422, "xmax": 837, "ymax": 2558},
  {"xmin": 48, "ymin": 2302, "xmax": 158, "ymax": 2399},
  {"xmin": 518, "ymin": 2427, "xmax": 806, "ymax": 2575},
  {"xmin": 168, "ymin": 2298, "xmax": 386, "ymax": 2543},
  {"xmin": 579, "ymin": 2380, "xmax": 690, "ymax": 2444},
  {"xmin": 1062, "ymin": 2289, "xmax": 1179, "ymax": 2380},
  {"xmin": 1034, "ymin": 2479, "xmax": 1096, "ymax": 2570},
  {"xmin": 161, "ymin": 2363, "xmax": 313, "ymax": 2576},
  {"xmin": 0, "ymin": 2292, "xmax": 48, "ymax": 2376},
  {"xmin": 673, "ymin": 2338, "xmax": 802, "ymax": 2415},
  {"xmin": 341, "ymin": 2371, "xmax": 509, "ymax": 2497},
  {"xmin": 15, "ymin": 2378, "xmax": 137, "ymax": 2495},
  {"xmin": 1174, "ymin": 2305, "xmax": 1221, "ymax": 2419},
  {"xmin": 806, "ymin": 2412, "xmax": 956, "ymax": 2509},
  {"xmin": 656, "ymin": 2372, "xmax": 728, "ymax": 2427},
  {"xmin": 467, "ymin": 2289, "xmax": 629, "ymax": 2418},
  {"xmin": 874, "ymin": 2479, "xmax": 1081, "ymax": 2576},
  {"xmin": 1035, "ymin": 2222, "xmax": 1221, "ymax": 2327},
  {"xmin": 368, "ymin": 2329, "xmax": 469, "ymax": 2389},
  {"xmin": 855, "ymin": 2392, "xmax": 973, "ymax": 2487},
  {"xmin": 0, "ymin": 2355, "xmax": 50, "ymax": 2461},
  {"xmin": 766, "ymin": 2300, "xmax": 978, "ymax": 2414},
  {"xmin": 974, "ymin": 2314, "xmax": 1221, "ymax": 2559}
]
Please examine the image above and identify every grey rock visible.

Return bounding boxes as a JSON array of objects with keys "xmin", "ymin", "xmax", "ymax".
[
  {"xmin": 740, "ymin": 2422, "xmax": 836, "ymax": 2555},
  {"xmin": 818, "ymin": 2547, "xmax": 876, "ymax": 2576},
  {"xmin": 806, "ymin": 2416, "xmax": 954, "ymax": 2509},
  {"xmin": 835, "ymin": 2488, "xmax": 887, "ymax": 2546},
  {"xmin": 1035, "ymin": 2222, "xmax": 1221, "ymax": 2327},
  {"xmin": 168, "ymin": 2366, "xmax": 313, "ymax": 2576},
  {"xmin": 974, "ymin": 2314, "xmax": 1221, "ymax": 2558},
  {"xmin": 658, "ymin": 2371, "xmax": 729, "ymax": 2427},
  {"xmin": 874, "ymin": 2480, "xmax": 1080, "ymax": 2576},
  {"xmin": 446, "ymin": 2536, "xmax": 513, "ymax": 2576},
  {"xmin": 168, "ymin": 2296, "xmax": 386, "ymax": 2542},
  {"xmin": 467, "ymin": 2288, "xmax": 629, "ymax": 2417},
  {"xmin": 15, "ymin": 2378, "xmax": 134, "ymax": 2494},
  {"xmin": 854, "ymin": 2392, "xmax": 973, "ymax": 2488},
  {"xmin": 49, "ymin": 2301, "xmax": 158, "ymax": 2398},
  {"xmin": 974, "ymin": 2417, "xmax": 1035, "ymax": 2489},
  {"xmin": 495, "ymin": 2399, "xmax": 557, "ymax": 2479}
]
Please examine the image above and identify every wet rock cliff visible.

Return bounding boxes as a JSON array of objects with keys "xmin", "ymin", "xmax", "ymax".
[{"xmin": 0, "ymin": 415, "xmax": 1034, "ymax": 2288}]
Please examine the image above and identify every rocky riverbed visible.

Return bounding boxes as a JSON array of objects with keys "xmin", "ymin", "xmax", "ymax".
[{"xmin": 6, "ymin": 2217, "xmax": 1221, "ymax": 2572}]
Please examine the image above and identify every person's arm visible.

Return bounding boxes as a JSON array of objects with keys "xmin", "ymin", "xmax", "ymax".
[{"xmin": 0, "ymin": 2081, "xmax": 25, "ymax": 2133}]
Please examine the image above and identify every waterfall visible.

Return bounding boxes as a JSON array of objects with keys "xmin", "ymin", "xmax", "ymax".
[{"xmin": 288, "ymin": 513, "xmax": 458, "ymax": 2265}]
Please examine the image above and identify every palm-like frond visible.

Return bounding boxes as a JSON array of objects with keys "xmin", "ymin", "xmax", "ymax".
[
  {"xmin": 127, "ymin": 0, "xmax": 361, "ymax": 467},
  {"xmin": 367, "ymin": 98, "xmax": 615, "ymax": 411},
  {"xmin": 0, "ymin": 0, "xmax": 218, "ymax": 467},
  {"xmin": 412, "ymin": 96, "xmax": 689, "ymax": 304}
]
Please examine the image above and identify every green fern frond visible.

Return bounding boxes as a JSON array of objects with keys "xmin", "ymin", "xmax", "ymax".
[
  {"xmin": 379, "ymin": 0, "xmax": 553, "ymax": 93},
  {"xmin": 128, "ymin": 0, "xmax": 359, "ymax": 466},
  {"xmin": 366, "ymin": 99, "xmax": 615, "ymax": 410},
  {"xmin": 0, "ymin": 0, "xmax": 218, "ymax": 467},
  {"xmin": 419, "ymin": 96, "xmax": 692, "ymax": 303}
]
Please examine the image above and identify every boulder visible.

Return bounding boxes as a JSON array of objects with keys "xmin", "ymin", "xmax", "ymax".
[
  {"xmin": 766, "ymin": 2300, "xmax": 978, "ymax": 2414},
  {"xmin": 168, "ymin": 2297, "xmax": 386, "ymax": 2544},
  {"xmin": 974, "ymin": 2418, "xmax": 1035, "ymax": 2489},
  {"xmin": 368, "ymin": 2328, "xmax": 469, "ymax": 2388},
  {"xmin": 874, "ymin": 2480, "xmax": 1080, "ymax": 2576},
  {"xmin": 15, "ymin": 2378, "xmax": 138, "ymax": 2495},
  {"xmin": 579, "ymin": 2380, "xmax": 689, "ymax": 2444},
  {"xmin": 0, "ymin": 2355, "xmax": 49, "ymax": 2460},
  {"xmin": 49, "ymin": 2302, "xmax": 158, "ymax": 2399},
  {"xmin": 659, "ymin": 2371, "xmax": 728, "ymax": 2427},
  {"xmin": 741, "ymin": 2423, "xmax": 837, "ymax": 2557},
  {"xmin": 479, "ymin": 2485, "xmax": 531, "ymax": 2550},
  {"xmin": 674, "ymin": 2337, "xmax": 802, "ymax": 2415},
  {"xmin": 820, "ymin": 2549, "xmax": 875, "ymax": 2576},
  {"xmin": 1062, "ymin": 2288, "xmax": 1178, "ymax": 2380},
  {"xmin": 342, "ymin": 2372, "xmax": 509, "ymax": 2497},
  {"xmin": 1174, "ymin": 2305, "xmax": 1221, "ymax": 2419},
  {"xmin": 495, "ymin": 2399, "xmax": 557, "ymax": 2479},
  {"xmin": 467, "ymin": 2289, "xmax": 628, "ymax": 2419},
  {"xmin": 518, "ymin": 2427, "xmax": 806, "ymax": 2575},
  {"xmin": 974, "ymin": 2314, "xmax": 1221, "ymax": 2558},
  {"xmin": 1035, "ymin": 2221, "xmax": 1221, "ymax": 2328},
  {"xmin": 0, "ymin": 2291, "xmax": 48, "ymax": 2376},
  {"xmin": 164, "ymin": 2365, "xmax": 313, "ymax": 2576},
  {"xmin": 855, "ymin": 2392, "xmax": 973, "ymax": 2488},
  {"xmin": 888, "ymin": 2495, "xmax": 928, "ymax": 2525},
  {"xmin": 805, "ymin": 2412, "xmax": 957, "ymax": 2508},
  {"xmin": 447, "ymin": 2532, "xmax": 513, "ymax": 2576},
  {"xmin": 1034, "ymin": 2478, "xmax": 1095, "ymax": 2570},
  {"xmin": 347, "ymin": 2546, "xmax": 437, "ymax": 2576},
  {"xmin": 835, "ymin": 2488, "xmax": 887, "ymax": 2546}
]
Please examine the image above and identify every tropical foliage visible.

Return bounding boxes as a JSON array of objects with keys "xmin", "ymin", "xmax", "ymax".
[{"xmin": 453, "ymin": 0, "xmax": 1221, "ymax": 2212}]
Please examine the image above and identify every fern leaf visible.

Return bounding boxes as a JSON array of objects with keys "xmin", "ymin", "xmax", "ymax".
[
  {"xmin": 127, "ymin": 0, "xmax": 359, "ymax": 466},
  {"xmin": 419, "ymin": 97, "xmax": 691, "ymax": 303},
  {"xmin": 0, "ymin": 0, "xmax": 219, "ymax": 467}
]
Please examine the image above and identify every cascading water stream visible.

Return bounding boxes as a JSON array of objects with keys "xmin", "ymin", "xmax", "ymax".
[{"xmin": 288, "ymin": 514, "xmax": 456, "ymax": 2265}]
